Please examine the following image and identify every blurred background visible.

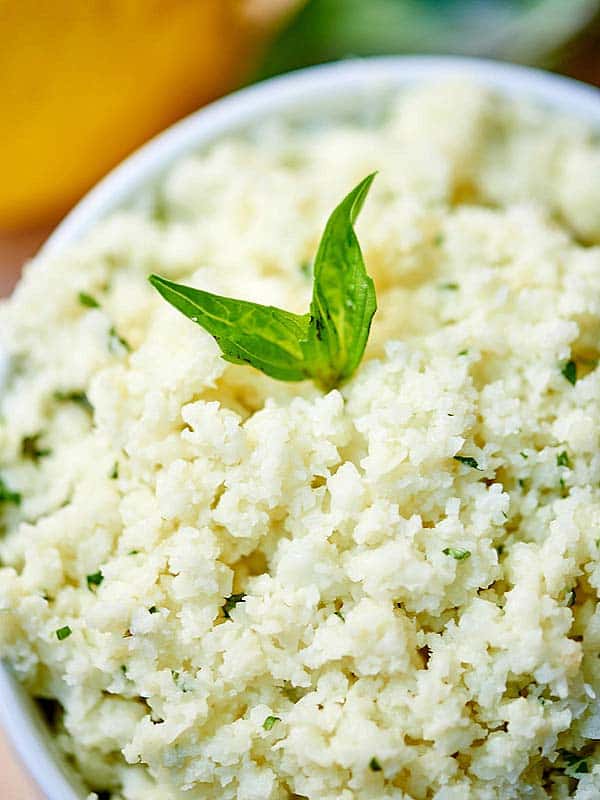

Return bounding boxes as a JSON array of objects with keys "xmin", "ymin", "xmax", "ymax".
[{"xmin": 1, "ymin": 0, "xmax": 600, "ymax": 792}]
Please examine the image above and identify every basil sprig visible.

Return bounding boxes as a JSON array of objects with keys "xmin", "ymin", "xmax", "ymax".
[{"xmin": 149, "ymin": 175, "xmax": 377, "ymax": 390}]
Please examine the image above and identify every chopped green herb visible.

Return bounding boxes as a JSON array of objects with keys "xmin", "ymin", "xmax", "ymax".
[
  {"xmin": 53, "ymin": 390, "xmax": 93, "ymax": 413},
  {"xmin": 0, "ymin": 477, "xmax": 21, "ymax": 506},
  {"xmin": 443, "ymin": 547, "xmax": 471, "ymax": 561},
  {"xmin": 78, "ymin": 292, "xmax": 100, "ymax": 308},
  {"xmin": 108, "ymin": 326, "xmax": 131, "ymax": 354},
  {"xmin": 86, "ymin": 571, "xmax": 103, "ymax": 590},
  {"xmin": 561, "ymin": 360, "xmax": 577, "ymax": 386},
  {"xmin": 333, "ymin": 610, "xmax": 345, "ymax": 621},
  {"xmin": 56, "ymin": 626, "xmax": 72, "ymax": 641},
  {"xmin": 561, "ymin": 751, "xmax": 589, "ymax": 777},
  {"xmin": 518, "ymin": 478, "xmax": 526, "ymax": 490},
  {"xmin": 110, "ymin": 462, "xmax": 119, "ymax": 480},
  {"xmin": 148, "ymin": 606, "xmax": 158, "ymax": 614},
  {"xmin": 559, "ymin": 477, "xmax": 568, "ymax": 497},
  {"xmin": 171, "ymin": 669, "xmax": 180, "ymax": 682},
  {"xmin": 21, "ymin": 433, "xmax": 51, "ymax": 462},
  {"xmin": 120, "ymin": 664, "xmax": 127, "ymax": 675},
  {"xmin": 369, "ymin": 757, "xmax": 383, "ymax": 772},
  {"xmin": 299, "ymin": 260, "xmax": 312, "ymax": 278},
  {"xmin": 281, "ymin": 682, "xmax": 304, "ymax": 703},
  {"xmin": 262, "ymin": 715, "xmax": 281, "ymax": 731},
  {"xmin": 222, "ymin": 593, "xmax": 246, "ymax": 619},
  {"xmin": 520, "ymin": 451, "xmax": 528, "ymax": 460},
  {"xmin": 495, "ymin": 544, "xmax": 504, "ymax": 556},
  {"xmin": 557, "ymin": 451, "xmax": 571, "ymax": 468},
  {"xmin": 439, "ymin": 282, "xmax": 459, "ymax": 290},
  {"xmin": 150, "ymin": 175, "xmax": 377, "ymax": 391},
  {"xmin": 151, "ymin": 192, "xmax": 169, "ymax": 225},
  {"xmin": 453, "ymin": 455, "xmax": 480, "ymax": 470},
  {"xmin": 128, "ymin": 550, "xmax": 139, "ymax": 556},
  {"xmin": 458, "ymin": 349, "xmax": 469, "ymax": 356}
]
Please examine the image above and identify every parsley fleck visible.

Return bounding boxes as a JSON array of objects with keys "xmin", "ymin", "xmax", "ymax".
[
  {"xmin": 520, "ymin": 451, "xmax": 528, "ymax": 460},
  {"xmin": 453, "ymin": 455, "xmax": 480, "ymax": 470},
  {"xmin": 128, "ymin": 550, "xmax": 139, "ymax": 555},
  {"xmin": 222, "ymin": 593, "xmax": 245, "ymax": 619},
  {"xmin": 0, "ymin": 477, "xmax": 21, "ymax": 506},
  {"xmin": 78, "ymin": 292, "xmax": 100, "ymax": 308},
  {"xmin": 561, "ymin": 751, "xmax": 589, "ymax": 777},
  {"xmin": 440, "ymin": 282, "xmax": 459, "ymax": 290},
  {"xmin": 299, "ymin": 260, "xmax": 312, "ymax": 279},
  {"xmin": 369, "ymin": 757, "xmax": 383, "ymax": 772},
  {"xmin": 108, "ymin": 326, "xmax": 131, "ymax": 354},
  {"xmin": 86, "ymin": 571, "xmax": 103, "ymax": 590},
  {"xmin": 495, "ymin": 544, "xmax": 504, "ymax": 556},
  {"xmin": 53, "ymin": 390, "xmax": 93, "ymax": 413},
  {"xmin": 151, "ymin": 192, "xmax": 169, "ymax": 225},
  {"xmin": 110, "ymin": 462, "xmax": 119, "ymax": 480},
  {"xmin": 443, "ymin": 547, "xmax": 471, "ymax": 560},
  {"xmin": 334, "ymin": 610, "xmax": 345, "ymax": 621},
  {"xmin": 21, "ymin": 433, "xmax": 51, "ymax": 462},
  {"xmin": 148, "ymin": 606, "xmax": 158, "ymax": 614},
  {"xmin": 56, "ymin": 626, "xmax": 72, "ymax": 641},
  {"xmin": 561, "ymin": 360, "xmax": 577, "ymax": 385},
  {"xmin": 281, "ymin": 682, "xmax": 304, "ymax": 703},
  {"xmin": 557, "ymin": 451, "xmax": 571, "ymax": 468},
  {"xmin": 120, "ymin": 664, "xmax": 127, "ymax": 675},
  {"xmin": 458, "ymin": 349, "xmax": 469, "ymax": 356},
  {"xmin": 263, "ymin": 715, "xmax": 281, "ymax": 731}
]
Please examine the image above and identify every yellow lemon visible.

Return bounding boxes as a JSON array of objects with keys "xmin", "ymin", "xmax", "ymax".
[{"xmin": 0, "ymin": 1, "xmax": 292, "ymax": 230}]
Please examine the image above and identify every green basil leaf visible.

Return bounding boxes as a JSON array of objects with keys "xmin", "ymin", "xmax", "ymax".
[
  {"xmin": 302, "ymin": 173, "xmax": 377, "ymax": 389},
  {"xmin": 149, "ymin": 276, "xmax": 310, "ymax": 382},
  {"xmin": 149, "ymin": 175, "xmax": 377, "ymax": 389}
]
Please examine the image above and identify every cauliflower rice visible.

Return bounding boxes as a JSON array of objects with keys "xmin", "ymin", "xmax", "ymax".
[{"xmin": 1, "ymin": 80, "xmax": 600, "ymax": 799}]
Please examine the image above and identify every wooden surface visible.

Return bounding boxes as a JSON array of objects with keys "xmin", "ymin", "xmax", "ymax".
[
  {"xmin": 0, "ymin": 727, "xmax": 43, "ymax": 800},
  {"xmin": 0, "ymin": 226, "xmax": 52, "ymax": 297}
]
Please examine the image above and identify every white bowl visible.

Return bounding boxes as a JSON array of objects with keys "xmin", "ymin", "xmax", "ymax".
[{"xmin": 2, "ymin": 56, "xmax": 600, "ymax": 800}]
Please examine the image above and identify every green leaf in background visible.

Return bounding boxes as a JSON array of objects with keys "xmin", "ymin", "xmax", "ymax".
[
  {"xmin": 256, "ymin": 0, "xmax": 594, "ymax": 79},
  {"xmin": 150, "ymin": 175, "xmax": 376, "ymax": 390}
]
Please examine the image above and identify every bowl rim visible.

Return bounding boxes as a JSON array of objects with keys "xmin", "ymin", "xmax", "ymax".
[{"xmin": 2, "ymin": 55, "xmax": 600, "ymax": 800}]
